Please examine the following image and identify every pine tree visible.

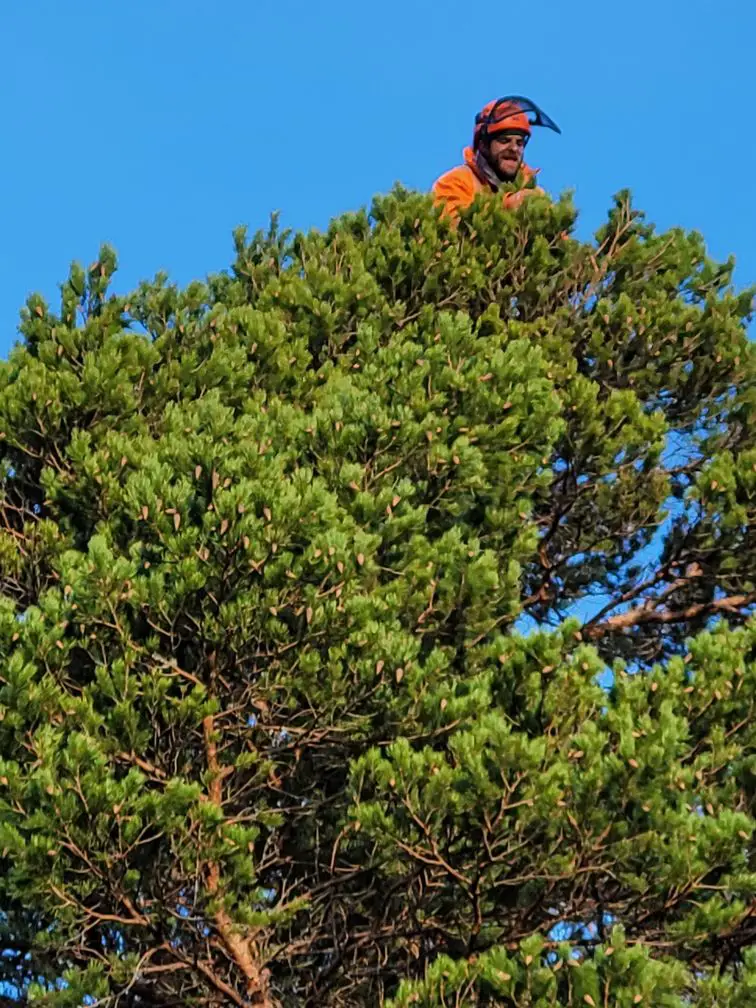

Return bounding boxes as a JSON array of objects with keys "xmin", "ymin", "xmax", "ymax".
[{"xmin": 0, "ymin": 189, "xmax": 755, "ymax": 1007}]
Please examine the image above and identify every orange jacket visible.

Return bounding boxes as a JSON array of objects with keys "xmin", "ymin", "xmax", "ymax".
[{"xmin": 432, "ymin": 147, "xmax": 541, "ymax": 220}]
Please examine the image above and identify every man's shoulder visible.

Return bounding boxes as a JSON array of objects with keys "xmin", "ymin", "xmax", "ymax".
[{"xmin": 433, "ymin": 162, "xmax": 479, "ymax": 192}]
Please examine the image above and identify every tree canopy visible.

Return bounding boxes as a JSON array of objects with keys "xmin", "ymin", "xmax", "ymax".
[{"xmin": 0, "ymin": 188, "xmax": 755, "ymax": 1006}]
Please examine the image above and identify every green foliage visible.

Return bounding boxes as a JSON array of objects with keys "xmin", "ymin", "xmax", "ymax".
[{"xmin": 0, "ymin": 187, "xmax": 754, "ymax": 1006}]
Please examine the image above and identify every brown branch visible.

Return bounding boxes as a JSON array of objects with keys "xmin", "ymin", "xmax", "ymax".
[
  {"xmin": 194, "ymin": 956, "xmax": 250, "ymax": 1008},
  {"xmin": 585, "ymin": 591, "xmax": 756, "ymax": 641},
  {"xmin": 49, "ymin": 883, "xmax": 149, "ymax": 927},
  {"xmin": 582, "ymin": 565, "xmax": 677, "ymax": 631},
  {"xmin": 203, "ymin": 714, "xmax": 276, "ymax": 1008},
  {"xmin": 117, "ymin": 751, "xmax": 167, "ymax": 780}
]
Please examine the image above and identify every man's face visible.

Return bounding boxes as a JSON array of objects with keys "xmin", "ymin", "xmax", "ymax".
[{"xmin": 488, "ymin": 131, "xmax": 528, "ymax": 180}]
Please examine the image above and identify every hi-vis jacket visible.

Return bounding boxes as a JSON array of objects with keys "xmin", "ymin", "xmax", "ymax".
[{"xmin": 432, "ymin": 147, "xmax": 542, "ymax": 220}]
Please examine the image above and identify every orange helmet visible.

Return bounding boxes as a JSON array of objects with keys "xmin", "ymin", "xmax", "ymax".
[{"xmin": 473, "ymin": 95, "xmax": 561, "ymax": 150}]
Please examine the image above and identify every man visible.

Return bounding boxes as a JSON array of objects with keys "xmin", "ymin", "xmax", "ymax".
[{"xmin": 433, "ymin": 95, "xmax": 561, "ymax": 220}]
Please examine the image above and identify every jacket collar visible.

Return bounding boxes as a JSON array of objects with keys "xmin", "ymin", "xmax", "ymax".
[{"xmin": 463, "ymin": 146, "xmax": 538, "ymax": 191}]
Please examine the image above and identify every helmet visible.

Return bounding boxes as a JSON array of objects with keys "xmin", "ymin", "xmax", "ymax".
[{"xmin": 473, "ymin": 95, "xmax": 561, "ymax": 150}]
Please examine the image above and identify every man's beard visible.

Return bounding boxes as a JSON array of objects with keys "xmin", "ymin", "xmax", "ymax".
[
  {"xmin": 474, "ymin": 146, "xmax": 519, "ymax": 188},
  {"xmin": 495, "ymin": 163, "xmax": 518, "ymax": 182}
]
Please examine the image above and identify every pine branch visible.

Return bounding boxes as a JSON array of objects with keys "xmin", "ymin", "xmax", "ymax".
[
  {"xmin": 585, "ymin": 590, "xmax": 756, "ymax": 640},
  {"xmin": 203, "ymin": 714, "xmax": 276, "ymax": 1008}
]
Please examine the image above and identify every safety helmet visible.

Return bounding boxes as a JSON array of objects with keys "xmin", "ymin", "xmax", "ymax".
[{"xmin": 473, "ymin": 95, "xmax": 561, "ymax": 150}]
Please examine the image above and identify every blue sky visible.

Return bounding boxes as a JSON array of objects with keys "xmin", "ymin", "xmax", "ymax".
[{"xmin": 1, "ymin": 0, "xmax": 754, "ymax": 357}]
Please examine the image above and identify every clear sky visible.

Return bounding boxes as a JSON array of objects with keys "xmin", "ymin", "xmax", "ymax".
[{"xmin": 1, "ymin": 0, "xmax": 754, "ymax": 357}]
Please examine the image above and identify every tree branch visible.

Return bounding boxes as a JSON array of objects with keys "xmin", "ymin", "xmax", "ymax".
[
  {"xmin": 584, "ymin": 591, "xmax": 756, "ymax": 640},
  {"xmin": 203, "ymin": 713, "xmax": 276, "ymax": 1008}
]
